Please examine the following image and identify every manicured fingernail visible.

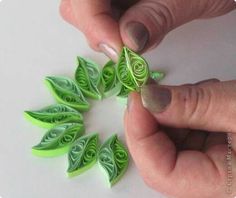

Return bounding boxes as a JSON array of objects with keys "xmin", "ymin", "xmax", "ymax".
[
  {"xmin": 125, "ymin": 22, "xmax": 149, "ymax": 52},
  {"xmin": 195, "ymin": 78, "xmax": 220, "ymax": 85},
  {"xmin": 141, "ymin": 84, "xmax": 171, "ymax": 113},
  {"xmin": 99, "ymin": 43, "xmax": 119, "ymax": 62}
]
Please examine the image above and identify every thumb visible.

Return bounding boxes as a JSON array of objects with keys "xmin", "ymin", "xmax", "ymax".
[
  {"xmin": 141, "ymin": 80, "xmax": 236, "ymax": 133},
  {"xmin": 120, "ymin": 0, "xmax": 235, "ymax": 52}
]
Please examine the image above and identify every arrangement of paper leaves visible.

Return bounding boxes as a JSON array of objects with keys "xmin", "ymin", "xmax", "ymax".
[
  {"xmin": 24, "ymin": 46, "xmax": 165, "ymax": 187},
  {"xmin": 98, "ymin": 134, "xmax": 129, "ymax": 186}
]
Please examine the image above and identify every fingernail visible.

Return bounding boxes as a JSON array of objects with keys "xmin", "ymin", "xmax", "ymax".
[
  {"xmin": 195, "ymin": 78, "xmax": 220, "ymax": 85},
  {"xmin": 98, "ymin": 43, "xmax": 119, "ymax": 62},
  {"xmin": 125, "ymin": 22, "xmax": 149, "ymax": 52},
  {"xmin": 141, "ymin": 84, "xmax": 171, "ymax": 113}
]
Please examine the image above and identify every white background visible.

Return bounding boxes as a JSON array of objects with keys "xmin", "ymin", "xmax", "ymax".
[{"xmin": 0, "ymin": 1, "xmax": 235, "ymax": 198}]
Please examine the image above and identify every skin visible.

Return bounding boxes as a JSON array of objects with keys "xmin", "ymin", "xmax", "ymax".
[
  {"xmin": 125, "ymin": 81, "xmax": 236, "ymax": 197},
  {"xmin": 60, "ymin": 0, "xmax": 235, "ymax": 54},
  {"xmin": 59, "ymin": 0, "xmax": 236, "ymax": 197}
]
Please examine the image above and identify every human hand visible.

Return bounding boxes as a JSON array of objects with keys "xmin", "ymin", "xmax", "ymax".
[
  {"xmin": 124, "ymin": 79, "xmax": 236, "ymax": 198},
  {"xmin": 60, "ymin": 0, "xmax": 235, "ymax": 61}
]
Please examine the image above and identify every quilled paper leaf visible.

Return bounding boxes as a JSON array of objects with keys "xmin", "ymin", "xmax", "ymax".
[
  {"xmin": 117, "ymin": 85, "xmax": 130, "ymax": 98},
  {"xmin": 24, "ymin": 104, "xmax": 83, "ymax": 128},
  {"xmin": 75, "ymin": 56, "xmax": 102, "ymax": 100},
  {"xmin": 101, "ymin": 60, "xmax": 122, "ymax": 98},
  {"xmin": 116, "ymin": 47, "xmax": 149, "ymax": 91},
  {"xmin": 116, "ymin": 85, "xmax": 130, "ymax": 105},
  {"xmin": 67, "ymin": 133, "xmax": 99, "ymax": 177},
  {"xmin": 150, "ymin": 70, "xmax": 165, "ymax": 81},
  {"xmin": 45, "ymin": 76, "xmax": 90, "ymax": 111},
  {"xmin": 98, "ymin": 134, "xmax": 129, "ymax": 187},
  {"xmin": 32, "ymin": 123, "xmax": 85, "ymax": 157}
]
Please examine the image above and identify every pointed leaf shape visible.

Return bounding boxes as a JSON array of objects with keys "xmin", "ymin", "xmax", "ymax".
[
  {"xmin": 116, "ymin": 48, "xmax": 136, "ymax": 91},
  {"xmin": 67, "ymin": 133, "xmax": 99, "ymax": 177},
  {"xmin": 98, "ymin": 134, "xmax": 129, "ymax": 187},
  {"xmin": 45, "ymin": 76, "xmax": 90, "ymax": 111},
  {"xmin": 32, "ymin": 123, "xmax": 85, "ymax": 157},
  {"xmin": 116, "ymin": 47, "xmax": 149, "ymax": 91},
  {"xmin": 116, "ymin": 85, "xmax": 130, "ymax": 105},
  {"xmin": 101, "ymin": 60, "xmax": 122, "ymax": 98},
  {"xmin": 75, "ymin": 57, "xmax": 102, "ymax": 99},
  {"xmin": 24, "ymin": 104, "xmax": 83, "ymax": 128},
  {"xmin": 150, "ymin": 70, "xmax": 165, "ymax": 81},
  {"xmin": 117, "ymin": 85, "xmax": 130, "ymax": 98}
]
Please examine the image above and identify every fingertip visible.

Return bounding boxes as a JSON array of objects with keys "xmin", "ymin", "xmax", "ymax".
[
  {"xmin": 98, "ymin": 43, "xmax": 120, "ymax": 62},
  {"xmin": 120, "ymin": 21, "xmax": 150, "ymax": 52},
  {"xmin": 125, "ymin": 92, "xmax": 176, "ymax": 180},
  {"xmin": 83, "ymin": 15, "xmax": 123, "ymax": 61},
  {"xmin": 125, "ymin": 92, "xmax": 158, "ymax": 141},
  {"xmin": 119, "ymin": 4, "xmax": 164, "ymax": 53},
  {"xmin": 59, "ymin": 0, "xmax": 77, "ymax": 26},
  {"xmin": 64, "ymin": 0, "xmax": 123, "ymax": 60}
]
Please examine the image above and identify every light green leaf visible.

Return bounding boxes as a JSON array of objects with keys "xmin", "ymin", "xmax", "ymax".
[
  {"xmin": 150, "ymin": 70, "xmax": 165, "ymax": 81},
  {"xmin": 67, "ymin": 133, "xmax": 99, "ymax": 177},
  {"xmin": 116, "ymin": 85, "xmax": 130, "ymax": 105},
  {"xmin": 116, "ymin": 47, "xmax": 149, "ymax": 91},
  {"xmin": 75, "ymin": 57, "xmax": 102, "ymax": 100},
  {"xmin": 45, "ymin": 76, "xmax": 90, "ymax": 111},
  {"xmin": 98, "ymin": 134, "xmax": 129, "ymax": 187},
  {"xmin": 101, "ymin": 60, "xmax": 122, "ymax": 98},
  {"xmin": 32, "ymin": 123, "xmax": 85, "ymax": 157},
  {"xmin": 24, "ymin": 104, "xmax": 83, "ymax": 128}
]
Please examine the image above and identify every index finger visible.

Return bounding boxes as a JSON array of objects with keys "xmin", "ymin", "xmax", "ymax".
[{"xmin": 60, "ymin": 0, "xmax": 123, "ymax": 60}]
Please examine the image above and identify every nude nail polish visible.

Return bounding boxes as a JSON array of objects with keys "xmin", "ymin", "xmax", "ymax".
[
  {"xmin": 125, "ymin": 22, "xmax": 149, "ymax": 52},
  {"xmin": 98, "ymin": 43, "xmax": 119, "ymax": 62},
  {"xmin": 141, "ymin": 84, "xmax": 171, "ymax": 113}
]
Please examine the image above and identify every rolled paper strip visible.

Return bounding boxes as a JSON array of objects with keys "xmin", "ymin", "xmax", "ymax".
[
  {"xmin": 75, "ymin": 56, "xmax": 102, "ymax": 100},
  {"xmin": 116, "ymin": 47, "xmax": 149, "ymax": 91},
  {"xmin": 101, "ymin": 60, "xmax": 122, "ymax": 98},
  {"xmin": 117, "ymin": 85, "xmax": 130, "ymax": 98},
  {"xmin": 45, "ymin": 76, "xmax": 90, "ymax": 111},
  {"xmin": 98, "ymin": 134, "xmax": 129, "ymax": 187},
  {"xmin": 32, "ymin": 123, "xmax": 85, "ymax": 157},
  {"xmin": 150, "ymin": 70, "xmax": 165, "ymax": 81},
  {"xmin": 24, "ymin": 104, "xmax": 83, "ymax": 128},
  {"xmin": 67, "ymin": 133, "xmax": 99, "ymax": 177},
  {"xmin": 116, "ymin": 85, "xmax": 130, "ymax": 105}
]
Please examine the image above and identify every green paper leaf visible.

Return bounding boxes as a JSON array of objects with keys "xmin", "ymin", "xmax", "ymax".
[
  {"xmin": 116, "ymin": 85, "xmax": 130, "ymax": 105},
  {"xmin": 117, "ymin": 85, "xmax": 130, "ymax": 98},
  {"xmin": 98, "ymin": 134, "xmax": 129, "ymax": 187},
  {"xmin": 116, "ymin": 47, "xmax": 149, "ymax": 91},
  {"xmin": 75, "ymin": 57, "xmax": 102, "ymax": 100},
  {"xmin": 32, "ymin": 123, "xmax": 85, "ymax": 157},
  {"xmin": 101, "ymin": 60, "xmax": 122, "ymax": 98},
  {"xmin": 150, "ymin": 70, "xmax": 165, "ymax": 81},
  {"xmin": 45, "ymin": 76, "xmax": 90, "ymax": 111},
  {"xmin": 24, "ymin": 104, "xmax": 83, "ymax": 128},
  {"xmin": 67, "ymin": 133, "xmax": 99, "ymax": 177}
]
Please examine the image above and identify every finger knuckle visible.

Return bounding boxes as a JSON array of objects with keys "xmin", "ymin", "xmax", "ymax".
[
  {"xmin": 183, "ymin": 86, "xmax": 212, "ymax": 127},
  {"xmin": 201, "ymin": 0, "xmax": 236, "ymax": 18},
  {"xmin": 138, "ymin": 1, "xmax": 175, "ymax": 34}
]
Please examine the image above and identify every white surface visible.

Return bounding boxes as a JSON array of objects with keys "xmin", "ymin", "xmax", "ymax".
[{"xmin": 0, "ymin": 1, "xmax": 235, "ymax": 198}]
